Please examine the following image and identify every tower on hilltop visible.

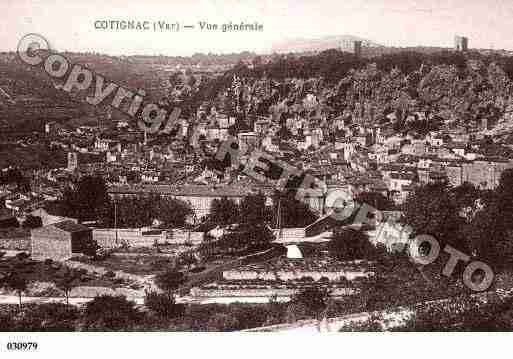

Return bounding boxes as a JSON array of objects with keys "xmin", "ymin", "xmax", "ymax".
[{"xmin": 454, "ymin": 35, "xmax": 469, "ymax": 52}]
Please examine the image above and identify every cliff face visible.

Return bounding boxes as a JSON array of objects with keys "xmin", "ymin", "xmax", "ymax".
[{"xmin": 237, "ymin": 58, "xmax": 513, "ymax": 133}]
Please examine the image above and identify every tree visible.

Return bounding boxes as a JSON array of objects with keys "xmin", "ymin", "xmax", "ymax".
[
  {"xmin": 493, "ymin": 169, "xmax": 513, "ymax": 230},
  {"xmin": 450, "ymin": 182, "xmax": 483, "ymax": 223},
  {"xmin": 154, "ymin": 268, "xmax": 187, "ymax": 300},
  {"xmin": 239, "ymin": 193, "xmax": 271, "ymax": 225},
  {"xmin": 218, "ymin": 223, "xmax": 275, "ymax": 254},
  {"xmin": 18, "ymin": 303, "xmax": 80, "ymax": 331},
  {"xmin": 402, "ymin": 182, "xmax": 465, "ymax": 249},
  {"xmin": 152, "ymin": 196, "xmax": 194, "ymax": 228},
  {"xmin": 355, "ymin": 192, "xmax": 396, "ymax": 211},
  {"xmin": 206, "ymin": 312, "xmax": 240, "ymax": 331},
  {"xmin": 274, "ymin": 191, "xmax": 318, "ymax": 228},
  {"xmin": 114, "ymin": 195, "xmax": 193, "ymax": 228},
  {"xmin": 144, "ymin": 291, "xmax": 183, "ymax": 319},
  {"xmin": 179, "ymin": 255, "xmax": 197, "ymax": 270},
  {"xmin": 209, "ymin": 197, "xmax": 240, "ymax": 226},
  {"xmin": 62, "ymin": 176, "xmax": 111, "ymax": 223},
  {"xmin": 463, "ymin": 170, "xmax": 513, "ymax": 269},
  {"xmin": 285, "ymin": 302, "xmax": 310, "ymax": 323},
  {"xmin": 328, "ymin": 227, "xmax": 375, "ymax": 261},
  {"xmin": 55, "ymin": 269, "xmax": 80, "ymax": 305},
  {"xmin": 22, "ymin": 215, "xmax": 43, "ymax": 229},
  {"xmin": 290, "ymin": 286, "xmax": 331, "ymax": 318},
  {"xmin": 82, "ymin": 295, "xmax": 142, "ymax": 330},
  {"xmin": 1, "ymin": 270, "xmax": 29, "ymax": 311},
  {"xmin": 265, "ymin": 294, "xmax": 287, "ymax": 325}
]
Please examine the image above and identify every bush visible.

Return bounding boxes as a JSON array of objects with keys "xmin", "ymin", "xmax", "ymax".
[
  {"xmin": 18, "ymin": 303, "xmax": 80, "ymax": 331},
  {"xmin": 290, "ymin": 286, "xmax": 331, "ymax": 317},
  {"xmin": 0, "ymin": 311, "xmax": 16, "ymax": 331},
  {"xmin": 144, "ymin": 291, "xmax": 184, "ymax": 319},
  {"xmin": 104, "ymin": 271, "xmax": 116, "ymax": 278},
  {"xmin": 22, "ymin": 215, "xmax": 43, "ymax": 229},
  {"xmin": 189, "ymin": 266, "xmax": 206, "ymax": 273},
  {"xmin": 206, "ymin": 312, "xmax": 240, "ymax": 331},
  {"xmin": 154, "ymin": 269, "xmax": 187, "ymax": 296},
  {"xmin": 77, "ymin": 268, "xmax": 88, "ymax": 275},
  {"xmin": 81, "ymin": 295, "xmax": 142, "ymax": 330},
  {"xmin": 15, "ymin": 252, "xmax": 30, "ymax": 260}
]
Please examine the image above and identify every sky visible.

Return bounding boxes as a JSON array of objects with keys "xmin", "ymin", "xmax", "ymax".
[{"xmin": 1, "ymin": 0, "xmax": 513, "ymax": 55}]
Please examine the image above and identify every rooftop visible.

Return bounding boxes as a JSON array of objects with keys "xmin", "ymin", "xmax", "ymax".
[{"xmin": 51, "ymin": 220, "xmax": 91, "ymax": 233}]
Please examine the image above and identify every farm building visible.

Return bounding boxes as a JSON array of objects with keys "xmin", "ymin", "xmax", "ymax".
[{"xmin": 31, "ymin": 220, "xmax": 97, "ymax": 261}]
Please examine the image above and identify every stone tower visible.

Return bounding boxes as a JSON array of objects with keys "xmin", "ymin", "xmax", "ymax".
[
  {"xmin": 454, "ymin": 35, "xmax": 469, "ymax": 52},
  {"xmin": 353, "ymin": 40, "xmax": 362, "ymax": 58},
  {"xmin": 67, "ymin": 152, "xmax": 78, "ymax": 171}
]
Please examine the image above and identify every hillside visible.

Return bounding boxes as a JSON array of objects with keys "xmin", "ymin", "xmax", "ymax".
[
  {"xmin": 219, "ymin": 49, "xmax": 513, "ymax": 137},
  {"xmin": 271, "ymin": 34, "xmax": 381, "ymax": 54}
]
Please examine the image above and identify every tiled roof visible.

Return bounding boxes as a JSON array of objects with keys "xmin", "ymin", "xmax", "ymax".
[{"xmin": 52, "ymin": 220, "xmax": 90, "ymax": 233}]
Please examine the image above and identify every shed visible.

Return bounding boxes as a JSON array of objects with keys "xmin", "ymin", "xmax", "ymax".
[{"xmin": 31, "ymin": 220, "xmax": 97, "ymax": 261}]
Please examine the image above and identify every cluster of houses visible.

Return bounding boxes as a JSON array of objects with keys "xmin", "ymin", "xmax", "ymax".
[{"xmin": 1, "ymin": 59, "xmax": 513, "ymax": 268}]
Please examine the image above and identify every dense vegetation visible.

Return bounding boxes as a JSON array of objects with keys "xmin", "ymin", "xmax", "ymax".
[{"xmin": 50, "ymin": 175, "xmax": 193, "ymax": 227}]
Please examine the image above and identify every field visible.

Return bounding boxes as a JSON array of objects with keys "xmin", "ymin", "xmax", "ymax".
[{"xmin": 0, "ymin": 256, "xmax": 134, "ymax": 296}]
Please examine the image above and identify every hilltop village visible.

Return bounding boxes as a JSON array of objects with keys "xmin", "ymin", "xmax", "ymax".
[{"xmin": 2, "ymin": 36, "xmax": 513, "ymax": 331}]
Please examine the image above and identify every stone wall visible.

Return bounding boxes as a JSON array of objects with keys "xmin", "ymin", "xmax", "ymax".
[
  {"xmin": 190, "ymin": 287, "xmax": 356, "ymax": 298},
  {"xmin": 93, "ymin": 228, "xmax": 205, "ymax": 248},
  {"xmin": 93, "ymin": 228, "xmax": 166, "ymax": 249},
  {"xmin": 168, "ymin": 229, "xmax": 204, "ymax": 244},
  {"xmin": 222, "ymin": 269, "xmax": 371, "ymax": 282}
]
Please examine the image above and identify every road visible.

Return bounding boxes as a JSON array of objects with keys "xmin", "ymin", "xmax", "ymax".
[{"xmin": 0, "ymin": 294, "xmax": 286, "ymax": 306}]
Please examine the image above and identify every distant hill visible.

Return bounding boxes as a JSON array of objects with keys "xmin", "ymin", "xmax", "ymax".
[
  {"xmin": 271, "ymin": 35, "xmax": 381, "ymax": 54},
  {"xmin": 271, "ymin": 35, "xmax": 513, "ymax": 58}
]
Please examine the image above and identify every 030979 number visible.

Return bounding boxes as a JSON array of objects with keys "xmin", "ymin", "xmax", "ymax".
[{"xmin": 6, "ymin": 342, "xmax": 38, "ymax": 351}]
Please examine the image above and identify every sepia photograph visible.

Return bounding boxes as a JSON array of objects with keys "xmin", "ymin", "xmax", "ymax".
[{"xmin": 1, "ymin": 0, "xmax": 513, "ymax": 356}]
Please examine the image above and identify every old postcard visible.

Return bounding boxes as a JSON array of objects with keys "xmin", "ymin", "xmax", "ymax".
[{"xmin": 0, "ymin": 0, "xmax": 513, "ymax": 356}]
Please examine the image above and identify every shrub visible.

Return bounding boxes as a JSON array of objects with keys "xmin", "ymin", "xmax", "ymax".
[
  {"xmin": 22, "ymin": 215, "xmax": 43, "ymax": 229},
  {"xmin": 206, "ymin": 312, "xmax": 240, "ymax": 331},
  {"xmin": 15, "ymin": 252, "xmax": 30, "ymax": 260},
  {"xmin": 104, "ymin": 271, "xmax": 116, "ymax": 278},
  {"xmin": 154, "ymin": 269, "xmax": 187, "ymax": 297},
  {"xmin": 81, "ymin": 295, "xmax": 142, "ymax": 330},
  {"xmin": 18, "ymin": 303, "xmax": 80, "ymax": 331},
  {"xmin": 0, "ymin": 310, "xmax": 16, "ymax": 331},
  {"xmin": 189, "ymin": 266, "xmax": 206, "ymax": 273},
  {"xmin": 290, "ymin": 286, "xmax": 331, "ymax": 317},
  {"xmin": 77, "ymin": 268, "xmax": 88, "ymax": 275},
  {"xmin": 144, "ymin": 291, "xmax": 184, "ymax": 319}
]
